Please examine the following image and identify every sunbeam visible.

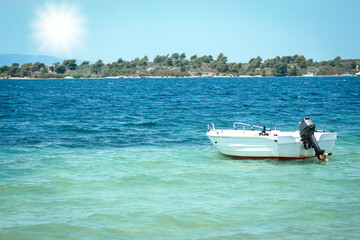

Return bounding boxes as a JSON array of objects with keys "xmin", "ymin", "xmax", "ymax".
[{"xmin": 32, "ymin": 2, "xmax": 86, "ymax": 56}]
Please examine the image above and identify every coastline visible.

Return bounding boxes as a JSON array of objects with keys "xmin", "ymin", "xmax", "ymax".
[
  {"xmin": 2, "ymin": 74, "xmax": 359, "ymax": 80},
  {"xmin": 1, "ymin": 55, "xmax": 359, "ymax": 80}
]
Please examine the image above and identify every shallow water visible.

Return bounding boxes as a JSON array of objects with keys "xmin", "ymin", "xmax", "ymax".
[{"xmin": 0, "ymin": 77, "xmax": 359, "ymax": 239}]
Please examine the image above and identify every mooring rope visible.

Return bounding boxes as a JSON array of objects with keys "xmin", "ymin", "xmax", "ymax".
[{"xmin": 199, "ymin": 142, "xmax": 213, "ymax": 151}]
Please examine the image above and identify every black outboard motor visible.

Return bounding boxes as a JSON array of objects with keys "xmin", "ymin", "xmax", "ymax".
[{"xmin": 299, "ymin": 118, "xmax": 327, "ymax": 161}]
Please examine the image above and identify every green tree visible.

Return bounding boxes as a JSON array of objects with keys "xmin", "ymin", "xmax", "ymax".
[
  {"xmin": 293, "ymin": 54, "xmax": 299, "ymax": 62},
  {"xmin": 263, "ymin": 56, "xmax": 281, "ymax": 68},
  {"xmin": 192, "ymin": 61, "xmax": 202, "ymax": 69},
  {"xmin": 180, "ymin": 53, "xmax": 186, "ymax": 61},
  {"xmin": 263, "ymin": 59, "xmax": 275, "ymax": 68},
  {"xmin": 41, "ymin": 67, "xmax": 48, "ymax": 74},
  {"xmin": 166, "ymin": 57, "xmax": 173, "ymax": 66},
  {"xmin": 190, "ymin": 55, "xmax": 197, "ymax": 61},
  {"xmin": 63, "ymin": 59, "xmax": 77, "ymax": 70},
  {"xmin": 31, "ymin": 62, "xmax": 45, "ymax": 73},
  {"xmin": 210, "ymin": 53, "xmax": 228, "ymax": 71},
  {"xmin": 281, "ymin": 56, "xmax": 294, "ymax": 64},
  {"xmin": 142, "ymin": 56, "xmax": 149, "ymax": 62},
  {"xmin": 306, "ymin": 59, "xmax": 313, "ymax": 66},
  {"xmin": 91, "ymin": 60, "xmax": 104, "ymax": 75},
  {"xmin": 0, "ymin": 65, "xmax": 9, "ymax": 74},
  {"xmin": 350, "ymin": 60, "xmax": 356, "ymax": 69},
  {"xmin": 55, "ymin": 65, "xmax": 66, "ymax": 74},
  {"xmin": 199, "ymin": 55, "xmax": 213, "ymax": 63},
  {"xmin": 138, "ymin": 56, "xmax": 148, "ymax": 66},
  {"xmin": 20, "ymin": 63, "xmax": 32, "ymax": 77},
  {"xmin": 39, "ymin": 67, "xmax": 49, "ymax": 78},
  {"xmin": 189, "ymin": 55, "xmax": 202, "ymax": 68},
  {"xmin": 288, "ymin": 66, "xmax": 298, "ymax": 76},
  {"xmin": 216, "ymin": 63, "xmax": 228, "ymax": 72},
  {"xmin": 333, "ymin": 56, "xmax": 341, "ymax": 67},
  {"xmin": 248, "ymin": 56, "xmax": 262, "ymax": 69},
  {"xmin": 170, "ymin": 53, "xmax": 180, "ymax": 61},
  {"xmin": 174, "ymin": 60, "xmax": 184, "ymax": 67},
  {"xmin": 299, "ymin": 61, "xmax": 307, "ymax": 69},
  {"xmin": 153, "ymin": 55, "xmax": 168, "ymax": 64},
  {"xmin": 81, "ymin": 61, "xmax": 89, "ymax": 66},
  {"xmin": 260, "ymin": 68, "xmax": 266, "ymax": 76},
  {"xmin": 216, "ymin": 53, "xmax": 227, "ymax": 63},
  {"xmin": 228, "ymin": 63, "xmax": 241, "ymax": 73},
  {"xmin": 8, "ymin": 63, "xmax": 20, "ymax": 77},
  {"xmin": 294, "ymin": 55, "xmax": 306, "ymax": 64},
  {"xmin": 272, "ymin": 63, "xmax": 287, "ymax": 76}
]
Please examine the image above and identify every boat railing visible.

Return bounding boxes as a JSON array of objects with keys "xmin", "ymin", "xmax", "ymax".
[
  {"xmin": 233, "ymin": 122, "xmax": 271, "ymax": 131},
  {"xmin": 208, "ymin": 123, "xmax": 219, "ymax": 132}
]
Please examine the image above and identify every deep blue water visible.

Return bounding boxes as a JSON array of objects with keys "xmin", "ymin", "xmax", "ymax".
[{"xmin": 0, "ymin": 77, "xmax": 360, "ymax": 239}]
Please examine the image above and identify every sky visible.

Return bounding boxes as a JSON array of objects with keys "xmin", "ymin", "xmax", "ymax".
[{"xmin": 1, "ymin": 0, "xmax": 360, "ymax": 63}]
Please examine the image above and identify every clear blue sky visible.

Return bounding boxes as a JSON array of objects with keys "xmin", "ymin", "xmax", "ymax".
[{"xmin": 1, "ymin": 0, "xmax": 359, "ymax": 63}]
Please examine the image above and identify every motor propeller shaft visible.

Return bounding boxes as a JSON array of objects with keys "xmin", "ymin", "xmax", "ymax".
[{"xmin": 299, "ymin": 118, "xmax": 328, "ymax": 161}]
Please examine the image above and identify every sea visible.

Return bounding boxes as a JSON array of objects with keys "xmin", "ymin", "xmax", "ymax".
[{"xmin": 0, "ymin": 77, "xmax": 359, "ymax": 239}]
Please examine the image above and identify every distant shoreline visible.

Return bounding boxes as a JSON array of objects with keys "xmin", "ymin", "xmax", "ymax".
[
  {"xmin": 1, "ymin": 54, "xmax": 359, "ymax": 79},
  {"xmin": 2, "ymin": 75, "xmax": 359, "ymax": 80}
]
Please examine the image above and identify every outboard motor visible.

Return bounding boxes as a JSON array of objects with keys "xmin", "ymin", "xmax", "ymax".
[{"xmin": 299, "ymin": 118, "xmax": 327, "ymax": 161}]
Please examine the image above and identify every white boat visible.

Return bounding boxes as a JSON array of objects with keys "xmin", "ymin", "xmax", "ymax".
[
  {"xmin": 302, "ymin": 73, "xmax": 315, "ymax": 77},
  {"xmin": 206, "ymin": 118, "xmax": 337, "ymax": 161},
  {"xmin": 64, "ymin": 76, "xmax": 74, "ymax": 79}
]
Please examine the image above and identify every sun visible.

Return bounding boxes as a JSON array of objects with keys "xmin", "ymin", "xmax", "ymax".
[{"xmin": 32, "ymin": 2, "xmax": 86, "ymax": 56}]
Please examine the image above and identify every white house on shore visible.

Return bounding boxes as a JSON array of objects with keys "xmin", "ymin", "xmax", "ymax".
[{"xmin": 46, "ymin": 65, "xmax": 55, "ymax": 72}]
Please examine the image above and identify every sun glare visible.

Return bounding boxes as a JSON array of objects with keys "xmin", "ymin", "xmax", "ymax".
[{"xmin": 32, "ymin": 2, "xmax": 86, "ymax": 56}]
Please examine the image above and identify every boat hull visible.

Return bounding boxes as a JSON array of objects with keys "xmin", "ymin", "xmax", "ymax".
[
  {"xmin": 207, "ymin": 130, "xmax": 336, "ymax": 160},
  {"xmin": 220, "ymin": 154, "xmax": 330, "ymax": 161}
]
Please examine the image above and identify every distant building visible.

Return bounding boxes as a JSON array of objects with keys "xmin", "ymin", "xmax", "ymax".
[{"xmin": 46, "ymin": 65, "xmax": 55, "ymax": 72}]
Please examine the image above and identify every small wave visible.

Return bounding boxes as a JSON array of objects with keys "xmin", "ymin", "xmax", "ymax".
[
  {"xmin": 58, "ymin": 128, "xmax": 100, "ymax": 134},
  {"xmin": 125, "ymin": 133, "xmax": 147, "ymax": 137},
  {"xmin": 155, "ymin": 93, "xmax": 177, "ymax": 97},
  {"xmin": 192, "ymin": 106, "xmax": 212, "ymax": 109},
  {"xmin": 1, "ymin": 148, "xmax": 32, "ymax": 154},
  {"xmin": 125, "ymin": 121, "xmax": 158, "ymax": 127},
  {"xmin": 99, "ymin": 127, "xmax": 121, "ymax": 132},
  {"xmin": 23, "ymin": 138, "xmax": 42, "ymax": 144}
]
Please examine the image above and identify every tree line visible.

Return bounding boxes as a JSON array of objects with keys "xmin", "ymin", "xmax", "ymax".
[{"xmin": 0, "ymin": 54, "xmax": 358, "ymax": 78}]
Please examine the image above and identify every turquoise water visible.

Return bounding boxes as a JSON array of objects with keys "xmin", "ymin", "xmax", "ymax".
[{"xmin": 1, "ymin": 77, "xmax": 359, "ymax": 239}]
